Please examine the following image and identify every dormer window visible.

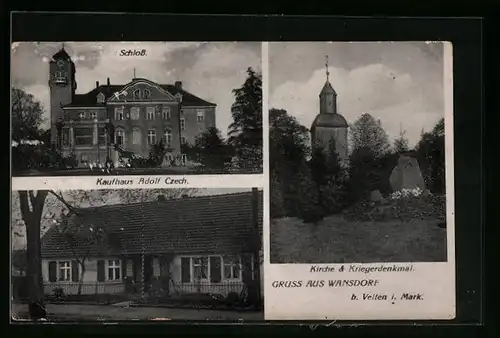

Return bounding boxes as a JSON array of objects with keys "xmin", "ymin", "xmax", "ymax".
[
  {"xmin": 175, "ymin": 93, "xmax": 183, "ymax": 102},
  {"xmin": 133, "ymin": 89, "xmax": 141, "ymax": 100},
  {"xmin": 144, "ymin": 89, "xmax": 151, "ymax": 99},
  {"xmin": 97, "ymin": 92, "xmax": 105, "ymax": 103}
]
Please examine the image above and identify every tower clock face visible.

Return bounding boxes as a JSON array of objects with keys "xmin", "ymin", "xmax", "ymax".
[{"xmin": 57, "ymin": 60, "xmax": 65, "ymax": 68}]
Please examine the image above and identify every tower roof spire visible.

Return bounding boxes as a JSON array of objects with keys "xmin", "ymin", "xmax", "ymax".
[{"xmin": 325, "ymin": 55, "xmax": 330, "ymax": 82}]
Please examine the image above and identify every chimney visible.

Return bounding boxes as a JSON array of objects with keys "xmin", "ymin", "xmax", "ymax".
[
  {"xmin": 107, "ymin": 77, "xmax": 110, "ymax": 86},
  {"xmin": 96, "ymin": 81, "xmax": 99, "ymax": 88},
  {"xmin": 175, "ymin": 81, "xmax": 182, "ymax": 89},
  {"xmin": 157, "ymin": 195, "xmax": 166, "ymax": 202}
]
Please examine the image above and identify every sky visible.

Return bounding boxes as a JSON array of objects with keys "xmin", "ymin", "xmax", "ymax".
[
  {"xmin": 269, "ymin": 42, "xmax": 446, "ymax": 148},
  {"xmin": 11, "ymin": 42, "xmax": 261, "ymax": 137},
  {"xmin": 11, "ymin": 187, "xmax": 254, "ymax": 250}
]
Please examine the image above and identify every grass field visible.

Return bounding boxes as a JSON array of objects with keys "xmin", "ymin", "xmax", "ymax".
[{"xmin": 270, "ymin": 215, "xmax": 447, "ymax": 264}]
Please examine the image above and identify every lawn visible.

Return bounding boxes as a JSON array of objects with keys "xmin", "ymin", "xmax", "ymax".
[{"xmin": 270, "ymin": 215, "xmax": 447, "ymax": 263}]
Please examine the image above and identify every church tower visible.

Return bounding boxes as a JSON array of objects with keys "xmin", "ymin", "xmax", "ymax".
[
  {"xmin": 310, "ymin": 56, "xmax": 349, "ymax": 161},
  {"xmin": 49, "ymin": 45, "xmax": 77, "ymax": 147}
]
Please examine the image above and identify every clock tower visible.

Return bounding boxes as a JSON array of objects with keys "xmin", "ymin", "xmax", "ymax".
[{"xmin": 49, "ymin": 45, "xmax": 77, "ymax": 147}]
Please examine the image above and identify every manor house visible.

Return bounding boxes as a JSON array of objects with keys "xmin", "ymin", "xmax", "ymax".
[{"xmin": 49, "ymin": 46, "xmax": 216, "ymax": 167}]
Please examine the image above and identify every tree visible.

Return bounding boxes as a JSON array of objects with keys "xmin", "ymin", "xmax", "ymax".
[
  {"xmin": 346, "ymin": 146, "xmax": 380, "ymax": 202},
  {"xmin": 228, "ymin": 68, "xmax": 263, "ymax": 170},
  {"xmin": 18, "ymin": 190, "xmax": 48, "ymax": 319},
  {"xmin": 393, "ymin": 128, "xmax": 410, "ymax": 154},
  {"xmin": 415, "ymin": 118, "xmax": 445, "ymax": 194},
  {"xmin": 182, "ymin": 127, "xmax": 234, "ymax": 170},
  {"xmin": 269, "ymin": 108, "xmax": 310, "ymax": 218},
  {"xmin": 11, "ymin": 88, "xmax": 45, "ymax": 142},
  {"xmin": 148, "ymin": 140, "xmax": 167, "ymax": 167},
  {"xmin": 294, "ymin": 170, "xmax": 325, "ymax": 224},
  {"xmin": 349, "ymin": 113, "xmax": 390, "ymax": 158}
]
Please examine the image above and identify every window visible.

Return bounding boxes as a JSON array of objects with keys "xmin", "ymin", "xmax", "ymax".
[
  {"xmin": 130, "ymin": 107, "xmax": 140, "ymax": 120},
  {"xmin": 74, "ymin": 128, "xmax": 93, "ymax": 145},
  {"xmin": 115, "ymin": 107, "xmax": 124, "ymax": 120},
  {"xmin": 146, "ymin": 107, "xmax": 155, "ymax": 120},
  {"xmin": 62, "ymin": 128, "xmax": 70, "ymax": 146},
  {"xmin": 97, "ymin": 92, "xmax": 105, "ymax": 103},
  {"xmin": 197, "ymin": 110, "xmax": 205, "ymax": 122},
  {"xmin": 98, "ymin": 127, "xmax": 106, "ymax": 145},
  {"xmin": 180, "ymin": 136, "xmax": 186, "ymax": 145},
  {"xmin": 162, "ymin": 107, "xmax": 171, "ymax": 120},
  {"xmin": 223, "ymin": 255, "xmax": 241, "ymax": 279},
  {"xmin": 165, "ymin": 154, "xmax": 173, "ymax": 163},
  {"xmin": 192, "ymin": 257, "xmax": 208, "ymax": 280},
  {"xmin": 115, "ymin": 129, "xmax": 125, "ymax": 146},
  {"xmin": 132, "ymin": 128, "xmax": 141, "ymax": 145},
  {"xmin": 163, "ymin": 130, "xmax": 172, "ymax": 147},
  {"xmin": 181, "ymin": 154, "xmax": 187, "ymax": 166},
  {"xmin": 58, "ymin": 261, "xmax": 71, "ymax": 281},
  {"xmin": 147, "ymin": 129, "xmax": 156, "ymax": 145},
  {"xmin": 90, "ymin": 111, "xmax": 97, "ymax": 120},
  {"xmin": 79, "ymin": 112, "xmax": 85, "ymax": 119},
  {"xmin": 144, "ymin": 89, "xmax": 151, "ymax": 99},
  {"xmin": 54, "ymin": 71, "xmax": 67, "ymax": 83},
  {"xmin": 107, "ymin": 260, "xmax": 121, "ymax": 281},
  {"xmin": 180, "ymin": 255, "xmax": 240, "ymax": 283},
  {"xmin": 133, "ymin": 89, "xmax": 141, "ymax": 100},
  {"xmin": 180, "ymin": 118, "xmax": 185, "ymax": 131}
]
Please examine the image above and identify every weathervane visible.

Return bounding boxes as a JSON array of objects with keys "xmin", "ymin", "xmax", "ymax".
[{"xmin": 325, "ymin": 55, "xmax": 330, "ymax": 82}]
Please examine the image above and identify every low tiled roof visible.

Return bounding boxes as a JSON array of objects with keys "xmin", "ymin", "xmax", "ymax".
[
  {"xmin": 41, "ymin": 191, "xmax": 263, "ymax": 259},
  {"xmin": 65, "ymin": 82, "xmax": 216, "ymax": 108}
]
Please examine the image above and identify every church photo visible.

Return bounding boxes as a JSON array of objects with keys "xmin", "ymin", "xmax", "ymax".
[
  {"xmin": 268, "ymin": 41, "xmax": 450, "ymax": 264},
  {"xmin": 11, "ymin": 42, "xmax": 263, "ymax": 176}
]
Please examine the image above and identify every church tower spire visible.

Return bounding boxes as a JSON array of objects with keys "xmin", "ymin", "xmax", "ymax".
[{"xmin": 319, "ymin": 55, "xmax": 337, "ymax": 115}]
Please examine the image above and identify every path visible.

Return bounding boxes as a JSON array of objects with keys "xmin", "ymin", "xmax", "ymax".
[{"xmin": 11, "ymin": 303, "xmax": 263, "ymax": 321}]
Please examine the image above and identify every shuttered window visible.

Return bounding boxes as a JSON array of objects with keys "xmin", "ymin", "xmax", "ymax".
[
  {"xmin": 48, "ymin": 261, "xmax": 57, "ymax": 282},
  {"xmin": 210, "ymin": 257, "xmax": 222, "ymax": 283},
  {"xmin": 71, "ymin": 260, "xmax": 79, "ymax": 282},
  {"xmin": 181, "ymin": 257, "xmax": 190, "ymax": 283},
  {"xmin": 97, "ymin": 260, "xmax": 105, "ymax": 282}
]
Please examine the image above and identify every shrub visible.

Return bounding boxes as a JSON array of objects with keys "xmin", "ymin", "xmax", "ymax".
[
  {"xmin": 52, "ymin": 287, "xmax": 65, "ymax": 301},
  {"xmin": 343, "ymin": 193, "xmax": 446, "ymax": 222},
  {"xmin": 225, "ymin": 292, "xmax": 241, "ymax": 306}
]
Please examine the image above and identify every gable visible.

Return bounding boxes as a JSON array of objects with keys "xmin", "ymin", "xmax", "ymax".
[{"xmin": 107, "ymin": 79, "xmax": 177, "ymax": 102}]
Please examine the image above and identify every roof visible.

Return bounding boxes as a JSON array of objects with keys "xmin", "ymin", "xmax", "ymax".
[
  {"xmin": 41, "ymin": 191, "xmax": 263, "ymax": 258},
  {"xmin": 320, "ymin": 81, "xmax": 337, "ymax": 96},
  {"xmin": 52, "ymin": 48, "xmax": 71, "ymax": 61},
  {"xmin": 311, "ymin": 113, "xmax": 348, "ymax": 129},
  {"xmin": 65, "ymin": 81, "xmax": 217, "ymax": 108}
]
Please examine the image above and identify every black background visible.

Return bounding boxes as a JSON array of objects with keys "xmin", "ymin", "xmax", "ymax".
[{"xmin": 9, "ymin": 11, "xmax": 494, "ymax": 338}]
